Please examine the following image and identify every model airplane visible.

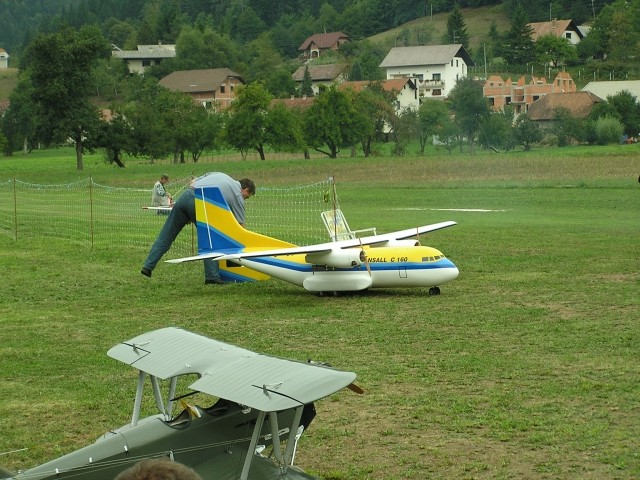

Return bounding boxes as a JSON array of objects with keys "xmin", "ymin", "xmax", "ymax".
[
  {"xmin": 167, "ymin": 187, "xmax": 459, "ymax": 295},
  {"xmin": 0, "ymin": 327, "xmax": 359, "ymax": 480}
]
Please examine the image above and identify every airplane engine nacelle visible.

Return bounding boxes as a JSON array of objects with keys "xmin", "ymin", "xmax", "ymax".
[
  {"xmin": 378, "ymin": 239, "xmax": 420, "ymax": 247},
  {"xmin": 305, "ymin": 249, "xmax": 364, "ymax": 268}
]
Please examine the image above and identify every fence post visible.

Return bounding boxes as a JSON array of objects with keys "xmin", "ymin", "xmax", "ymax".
[
  {"xmin": 13, "ymin": 177, "xmax": 18, "ymax": 241},
  {"xmin": 89, "ymin": 176, "xmax": 95, "ymax": 249}
]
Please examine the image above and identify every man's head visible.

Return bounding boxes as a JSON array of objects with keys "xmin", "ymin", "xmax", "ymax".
[
  {"xmin": 240, "ymin": 178, "xmax": 256, "ymax": 199},
  {"xmin": 114, "ymin": 458, "xmax": 203, "ymax": 480},
  {"xmin": 160, "ymin": 175, "xmax": 169, "ymax": 185}
]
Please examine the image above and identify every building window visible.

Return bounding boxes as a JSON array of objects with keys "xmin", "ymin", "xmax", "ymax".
[
  {"xmin": 432, "ymin": 89, "xmax": 442, "ymax": 96},
  {"xmin": 506, "ymin": 96, "xmax": 511, "ymax": 105},
  {"xmin": 142, "ymin": 60, "xmax": 150, "ymax": 67},
  {"xmin": 489, "ymin": 97, "xmax": 495, "ymax": 106},
  {"xmin": 456, "ymin": 59, "xmax": 459, "ymax": 67},
  {"xmin": 565, "ymin": 32, "xmax": 572, "ymax": 39},
  {"xmin": 432, "ymin": 73, "xmax": 441, "ymax": 81},
  {"xmin": 220, "ymin": 85, "xmax": 226, "ymax": 94}
]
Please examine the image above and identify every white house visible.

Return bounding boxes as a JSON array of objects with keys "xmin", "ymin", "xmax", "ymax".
[
  {"xmin": 112, "ymin": 44, "xmax": 176, "ymax": 74},
  {"xmin": 379, "ymin": 44, "xmax": 474, "ymax": 100},
  {"xmin": 0, "ymin": 48, "xmax": 9, "ymax": 69},
  {"xmin": 338, "ymin": 78, "xmax": 419, "ymax": 113}
]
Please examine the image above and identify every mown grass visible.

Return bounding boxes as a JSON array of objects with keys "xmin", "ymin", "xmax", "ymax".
[{"xmin": 1, "ymin": 145, "xmax": 639, "ymax": 479}]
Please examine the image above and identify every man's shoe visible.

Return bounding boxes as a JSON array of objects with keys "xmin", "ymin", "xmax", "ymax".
[
  {"xmin": 141, "ymin": 267, "xmax": 152, "ymax": 278},
  {"xmin": 205, "ymin": 278, "xmax": 226, "ymax": 285}
]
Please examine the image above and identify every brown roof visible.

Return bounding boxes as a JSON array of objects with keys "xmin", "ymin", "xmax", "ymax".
[
  {"xmin": 271, "ymin": 97, "xmax": 316, "ymax": 110},
  {"xmin": 527, "ymin": 92, "xmax": 603, "ymax": 120},
  {"xmin": 528, "ymin": 19, "xmax": 583, "ymax": 40},
  {"xmin": 298, "ymin": 32, "xmax": 350, "ymax": 51},
  {"xmin": 159, "ymin": 68, "xmax": 244, "ymax": 93},
  {"xmin": 291, "ymin": 64, "xmax": 348, "ymax": 82}
]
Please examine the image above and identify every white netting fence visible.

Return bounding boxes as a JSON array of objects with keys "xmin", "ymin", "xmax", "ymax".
[{"xmin": 0, "ymin": 177, "xmax": 338, "ymax": 254}]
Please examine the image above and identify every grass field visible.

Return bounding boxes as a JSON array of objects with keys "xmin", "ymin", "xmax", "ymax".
[{"xmin": 1, "ymin": 146, "xmax": 639, "ymax": 479}]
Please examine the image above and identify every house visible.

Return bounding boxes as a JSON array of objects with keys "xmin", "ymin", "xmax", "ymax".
[
  {"xmin": 0, "ymin": 48, "xmax": 9, "ymax": 69},
  {"xmin": 159, "ymin": 68, "xmax": 245, "ymax": 110},
  {"xmin": 291, "ymin": 64, "xmax": 349, "ymax": 96},
  {"xmin": 271, "ymin": 97, "xmax": 316, "ymax": 111},
  {"xmin": 112, "ymin": 44, "xmax": 176, "ymax": 74},
  {"xmin": 338, "ymin": 78, "xmax": 419, "ymax": 113},
  {"xmin": 484, "ymin": 72, "xmax": 576, "ymax": 113},
  {"xmin": 582, "ymin": 80, "xmax": 640, "ymax": 102},
  {"xmin": 298, "ymin": 32, "xmax": 350, "ymax": 59},
  {"xmin": 528, "ymin": 19, "xmax": 584, "ymax": 45},
  {"xmin": 527, "ymin": 91, "xmax": 603, "ymax": 125},
  {"xmin": 379, "ymin": 44, "xmax": 474, "ymax": 100}
]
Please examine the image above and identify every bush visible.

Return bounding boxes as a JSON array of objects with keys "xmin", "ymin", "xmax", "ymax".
[{"xmin": 594, "ymin": 116, "xmax": 624, "ymax": 145}]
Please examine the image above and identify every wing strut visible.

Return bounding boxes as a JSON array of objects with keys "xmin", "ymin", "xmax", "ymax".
[{"xmin": 240, "ymin": 410, "xmax": 266, "ymax": 480}]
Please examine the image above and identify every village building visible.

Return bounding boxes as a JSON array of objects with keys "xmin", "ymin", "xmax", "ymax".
[
  {"xmin": 298, "ymin": 32, "xmax": 350, "ymax": 60},
  {"xmin": 112, "ymin": 44, "xmax": 176, "ymax": 74},
  {"xmin": 291, "ymin": 64, "xmax": 349, "ymax": 96},
  {"xmin": 528, "ymin": 19, "xmax": 584, "ymax": 45},
  {"xmin": 484, "ymin": 72, "xmax": 577, "ymax": 113},
  {"xmin": 379, "ymin": 44, "xmax": 474, "ymax": 101},
  {"xmin": 159, "ymin": 68, "xmax": 245, "ymax": 110},
  {"xmin": 0, "ymin": 48, "xmax": 9, "ymax": 69}
]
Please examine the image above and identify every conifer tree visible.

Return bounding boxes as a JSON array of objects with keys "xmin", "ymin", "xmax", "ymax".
[
  {"xmin": 443, "ymin": 5, "xmax": 470, "ymax": 51},
  {"xmin": 502, "ymin": 3, "xmax": 535, "ymax": 66}
]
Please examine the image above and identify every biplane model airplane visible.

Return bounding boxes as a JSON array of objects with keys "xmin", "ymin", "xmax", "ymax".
[
  {"xmin": 0, "ymin": 327, "xmax": 360, "ymax": 480},
  {"xmin": 167, "ymin": 187, "xmax": 459, "ymax": 295}
]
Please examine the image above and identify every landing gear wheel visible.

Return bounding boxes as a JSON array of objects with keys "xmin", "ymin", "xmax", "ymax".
[{"xmin": 428, "ymin": 286, "xmax": 441, "ymax": 296}]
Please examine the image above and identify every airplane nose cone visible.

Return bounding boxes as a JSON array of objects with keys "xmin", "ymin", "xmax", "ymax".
[{"xmin": 439, "ymin": 259, "xmax": 459, "ymax": 284}]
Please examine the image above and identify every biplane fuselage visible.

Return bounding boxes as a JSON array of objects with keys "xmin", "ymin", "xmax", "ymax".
[
  {"xmin": 1, "ymin": 328, "xmax": 358, "ymax": 480},
  {"xmin": 168, "ymin": 186, "xmax": 459, "ymax": 294}
]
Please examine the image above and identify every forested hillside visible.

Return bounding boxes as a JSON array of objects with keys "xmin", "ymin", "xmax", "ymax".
[{"xmin": 0, "ymin": 0, "xmax": 613, "ymax": 60}]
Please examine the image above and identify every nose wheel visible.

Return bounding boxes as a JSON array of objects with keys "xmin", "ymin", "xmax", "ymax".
[{"xmin": 428, "ymin": 286, "xmax": 441, "ymax": 296}]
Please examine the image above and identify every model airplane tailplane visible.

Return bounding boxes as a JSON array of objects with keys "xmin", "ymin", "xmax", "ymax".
[
  {"xmin": 168, "ymin": 186, "xmax": 459, "ymax": 294},
  {"xmin": 2, "ymin": 327, "xmax": 359, "ymax": 480}
]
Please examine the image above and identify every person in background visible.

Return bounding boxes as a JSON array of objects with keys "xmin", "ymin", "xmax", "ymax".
[
  {"xmin": 141, "ymin": 172, "xmax": 255, "ymax": 284},
  {"xmin": 114, "ymin": 458, "xmax": 203, "ymax": 480},
  {"xmin": 151, "ymin": 174, "xmax": 172, "ymax": 215}
]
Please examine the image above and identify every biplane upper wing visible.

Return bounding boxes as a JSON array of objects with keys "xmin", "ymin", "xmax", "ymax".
[
  {"xmin": 108, "ymin": 327, "xmax": 356, "ymax": 412},
  {"xmin": 166, "ymin": 221, "xmax": 457, "ymax": 264}
]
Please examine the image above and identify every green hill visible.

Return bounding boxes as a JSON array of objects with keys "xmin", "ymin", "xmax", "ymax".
[{"xmin": 368, "ymin": 4, "xmax": 510, "ymax": 55}]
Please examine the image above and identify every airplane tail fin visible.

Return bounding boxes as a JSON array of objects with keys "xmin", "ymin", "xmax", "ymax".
[{"xmin": 194, "ymin": 186, "xmax": 296, "ymax": 283}]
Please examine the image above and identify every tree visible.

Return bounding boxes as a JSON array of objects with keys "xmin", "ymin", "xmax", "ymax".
[
  {"xmin": 417, "ymin": 100, "xmax": 453, "ymax": 154},
  {"xmin": 534, "ymin": 34, "xmax": 577, "ymax": 67},
  {"xmin": 348, "ymin": 84, "xmax": 396, "ymax": 157},
  {"xmin": 478, "ymin": 110, "xmax": 516, "ymax": 152},
  {"xmin": 513, "ymin": 114, "xmax": 542, "ymax": 151},
  {"xmin": 303, "ymin": 86, "xmax": 359, "ymax": 159},
  {"xmin": 1, "ymin": 73, "xmax": 38, "ymax": 155},
  {"xmin": 594, "ymin": 116, "xmax": 624, "ymax": 145},
  {"xmin": 300, "ymin": 66, "xmax": 314, "ymax": 97},
  {"xmin": 264, "ymin": 102, "xmax": 304, "ymax": 154},
  {"xmin": 502, "ymin": 3, "xmax": 535, "ymax": 66},
  {"xmin": 23, "ymin": 25, "xmax": 109, "ymax": 170},
  {"xmin": 447, "ymin": 77, "xmax": 491, "ymax": 153},
  {"xmin": 443, "ymin": 5, "xmax": 470, "ymax": 50},
  {"xmin": 607, "ymin": 90, "xmax": 640, "ymax": 137},
  {"xmin": 224, "ymin": 82, "xmax": 272, "ymax": 160}
]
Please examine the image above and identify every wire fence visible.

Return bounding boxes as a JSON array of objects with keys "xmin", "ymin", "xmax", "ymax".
[{"xmin": 0, "ymin": 177, "xmax": 337, "ymax": 254}]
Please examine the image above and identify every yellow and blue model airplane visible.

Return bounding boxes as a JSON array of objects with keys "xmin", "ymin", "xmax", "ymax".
[{"xmin": 168, "ymin": 187, "xmax": 459, "ymax": 295}]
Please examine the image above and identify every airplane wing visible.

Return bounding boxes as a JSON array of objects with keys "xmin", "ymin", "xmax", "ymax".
[
  {"xmin": 166, "ymin": 221, "xmax": 456, "ymax": 264},
  {"xmin": 108, "ymin": 327, "xmax": 357, "ymax": 412}
]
